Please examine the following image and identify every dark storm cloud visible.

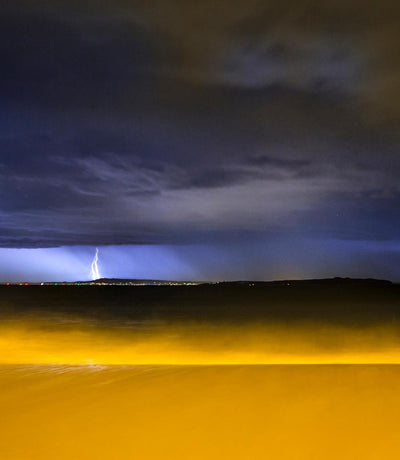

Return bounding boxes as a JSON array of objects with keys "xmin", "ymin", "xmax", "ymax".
[
  {"xmin": 1, "ymin": 0, "xmax": 400, "ymax": 249},
  {"xmin": 0, "ymin": 5, "xmax": 156, "ymax": 101}
]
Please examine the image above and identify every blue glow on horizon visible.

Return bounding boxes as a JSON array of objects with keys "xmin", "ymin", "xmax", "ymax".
[{"xmin": 0, "ymin": 239, "xmax": 400, "ymax": 283}]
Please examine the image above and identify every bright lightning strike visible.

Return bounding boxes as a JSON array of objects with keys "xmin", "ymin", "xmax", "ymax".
[{"xmin": 90, "ymin": 248, "xmax": 101, "ymax": 280}]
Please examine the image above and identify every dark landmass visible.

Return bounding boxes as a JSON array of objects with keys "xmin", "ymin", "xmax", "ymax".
[{"xmin": 1, "ymin": 278, "xmax": 399, "ymax": 327}]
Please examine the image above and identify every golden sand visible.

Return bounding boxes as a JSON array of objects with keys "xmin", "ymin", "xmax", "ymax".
[
  {"xmin": 1, "ymin": 317, "xmax": 400, "ymax": 458},
  {"xmin": 1, "ymin": 364, "xmax": 400, "ymax": 459}
]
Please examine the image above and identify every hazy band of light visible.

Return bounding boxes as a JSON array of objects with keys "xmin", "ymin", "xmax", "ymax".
[{"xmin": 2, "ymin": 321, "xmax": 400, "ymax": 365}]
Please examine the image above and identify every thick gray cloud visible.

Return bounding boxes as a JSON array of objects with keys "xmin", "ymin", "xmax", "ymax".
[{"xmin": 1, "ymin": 0, "xmax": 400, "ymax": 250}]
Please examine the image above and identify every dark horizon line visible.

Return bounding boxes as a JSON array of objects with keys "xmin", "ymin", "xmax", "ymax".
[{"xmin": 1, "ymin": 276, "xmax": 397, "ymax": 286}]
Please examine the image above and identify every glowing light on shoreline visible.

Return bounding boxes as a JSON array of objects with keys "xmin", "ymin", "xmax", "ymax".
[
  {"xmin": 2, "ymin": 321, "xmax": 400, "ymax": 365},
  {"xmin": 90, "ymin": 248, "xmax": 100, "ymax": 280}
]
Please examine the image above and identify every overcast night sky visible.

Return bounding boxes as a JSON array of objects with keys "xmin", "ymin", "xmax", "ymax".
[{"xmin": 1, "ymin": 0, "xmax": 400, "ymax": 282}]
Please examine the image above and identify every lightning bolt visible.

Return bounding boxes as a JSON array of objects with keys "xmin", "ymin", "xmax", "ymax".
[{"xmin": 90, "ymin": 248, "xmax": 101, "ymax": 280}]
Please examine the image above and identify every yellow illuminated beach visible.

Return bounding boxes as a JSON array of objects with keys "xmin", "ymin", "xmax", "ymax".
[
  {"xmin": 2, "ymin": 317, "xmax": 400, "ymax": 459},
  {"xmin": 2, "ymin": 364, "xmax": 400, "ymax": 459}
]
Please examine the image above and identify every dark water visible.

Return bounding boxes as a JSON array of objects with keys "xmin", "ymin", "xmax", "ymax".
[{"xmin": 1, "ymin": 282, "xmax": 400, "ymax": 364}]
